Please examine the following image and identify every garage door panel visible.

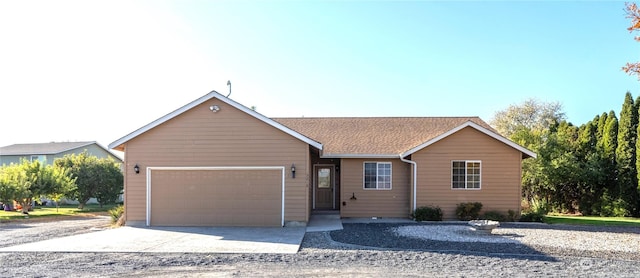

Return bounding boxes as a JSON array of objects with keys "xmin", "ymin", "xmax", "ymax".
[{"xmin": 150, "ymin": 169, "xmax": 282, "ymax": 227}]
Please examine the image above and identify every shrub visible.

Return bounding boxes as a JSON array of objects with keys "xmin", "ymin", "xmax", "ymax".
[
  {"xmin": 530, "ymin": 198, "xmax": 549, "ymax": 215},
  {"xmin": 600, "ymin": 197, "xmax": 629, "ymax": 217},
  {"xmin": 482, "ymin": 210, "xmax": 506, "ymax": 222},
  {"xmin": 413, "ymin": 206, "xmax": 443, "ymax": 221},
  {"xmin": 455, "ymin": 202, "xmax": 483, "ymax": 220},
  {"xmin": 519, "ymin": 212, "xmax": 544, "ymax": 222},
  {"xmin": 108, "ymin": 205, "xmax": 124, "ymax": 224},
  {"xmin": 507, "ymin": 209, "xmax": 517, "ymax": 222}
]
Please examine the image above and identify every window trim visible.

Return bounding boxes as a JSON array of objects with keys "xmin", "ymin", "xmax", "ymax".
[
  {"xmin": 451, "ymin": 160, "xmax": 482, "ymax": 190},
  {"xmin": 363, "ymin": 161, "xmax": 392, "ymax": 190}
]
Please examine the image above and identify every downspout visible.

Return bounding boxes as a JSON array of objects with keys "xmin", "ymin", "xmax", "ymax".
[{"xmin": 399, "ymin": 154, "xmax": 417, "ymax": 213}]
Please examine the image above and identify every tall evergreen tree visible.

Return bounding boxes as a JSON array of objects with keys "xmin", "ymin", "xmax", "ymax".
[
  {"xmin": 600, "ymin": 111, "xmax": 620, "ymax": 216},
  {"xmin": 596, "ymin": 112, "xmax": 608, "ymax": 149},
  {"xmin": 636, "ymin": 97, "xmax": 640, "ymax": 216},
  {"xmin": 603, "ymin": 111, "xmax": 618, "ymax": 159},
  {"xmin": 577, "ymin": 120, "xmax": 602, "ymax": 214},
  {"xmin": 616, "ymin": 92, "xmax": 639, "ymax": 216}
]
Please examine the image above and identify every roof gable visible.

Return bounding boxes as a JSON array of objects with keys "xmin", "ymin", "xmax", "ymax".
[
  {"xmin": 401, "ymin": 121, "xmax": 536, "ymax": 159},
  {"xmin": 108, "ymin": 91, "xmax": 322, "ymax": 151}
]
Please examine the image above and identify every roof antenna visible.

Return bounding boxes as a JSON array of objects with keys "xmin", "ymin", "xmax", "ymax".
[{"xmin": 226, "ymin": 80, "xmax": 231, "ymax": 98}]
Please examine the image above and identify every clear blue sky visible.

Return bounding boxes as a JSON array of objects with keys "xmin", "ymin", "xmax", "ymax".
[{"xmin": 0, "ymin": 0, "xmax": 638, "ymax": 152}]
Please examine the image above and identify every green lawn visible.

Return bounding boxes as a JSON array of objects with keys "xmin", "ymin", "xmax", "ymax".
[
  {"xmin": 0, "ymin": 204, "xmax": 117, "ymax": 221},
  {"xmin": 544, "ymin": 215, "xmax": 640, "ymax": 227}
]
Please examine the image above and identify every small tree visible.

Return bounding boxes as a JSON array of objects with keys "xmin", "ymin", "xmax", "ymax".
[
  {"xmin": 0, "ymin": 160, "xmax": 75, "ymax": 213},
  {"xmin": 55, "ymin": 152, "xmax": 99, "ymax": 209},
  {"xmin": 55, "ymin": 151, "xmax": 123, "ymax": 209},
  {"xmin": 0, "ymin": 165, "xmax": 25, "ymax": 209},
  {"xmin": 94, "ymin": 158, "xmax": 124, "ymax": 207}
]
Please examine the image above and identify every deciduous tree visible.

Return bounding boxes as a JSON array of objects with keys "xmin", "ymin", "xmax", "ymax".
[
  {"xmin": 490, "ymin": 98, "xmax": 565, "ymax": 138},
  {"xmin": 93, "ymin": 158, "xmax": 123, "ymax": 207},
  {"xmin": 624, "ymin": 2, "xmax": 640, "ymax": 79},
  {"xmin": 0, "ymin": 160, "xmax": 75, "ymax": 213},
  {"xmin": 54, "ymin": 152, "xmax": 123, "ymax": 208}
]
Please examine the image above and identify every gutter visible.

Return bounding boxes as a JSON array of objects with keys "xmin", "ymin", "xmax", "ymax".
[{"xmin": 399, "ymin": 154, "xmax": 417, "ymax": 213}]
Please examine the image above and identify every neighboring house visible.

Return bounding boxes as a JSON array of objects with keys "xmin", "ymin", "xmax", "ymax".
[
  {"xmin": 0, "ymin": 141, "xmax": 123, "ymax": 166},
  {"xmin": 109, "ymin": 91, "xmax": 535, "ymax": 227}
]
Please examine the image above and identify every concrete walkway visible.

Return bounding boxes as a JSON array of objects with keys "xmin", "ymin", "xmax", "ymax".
[
  {"xmin": 306, "ymin": 213, "xmax": 343, "ymax": 232},
  {"xmin": 342, "ymin": 217, "xmax": 415, "ymax": 224},
  {"xmin": 0, "ymin": 226, "xmax": 306, "ymax": 254}
]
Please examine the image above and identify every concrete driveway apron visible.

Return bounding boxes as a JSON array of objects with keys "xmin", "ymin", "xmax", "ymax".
[{"xmin": 0, "ymin": 226, "xmax": 306, "ymax": 254}]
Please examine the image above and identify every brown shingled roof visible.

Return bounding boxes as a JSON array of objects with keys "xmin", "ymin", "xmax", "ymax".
[{"xmin": 272, "ymin": 117, "xmax": 495, "ymax": 156}]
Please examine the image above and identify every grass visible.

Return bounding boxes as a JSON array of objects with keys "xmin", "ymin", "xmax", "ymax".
[
  {"xmin": 0, "ymin": 204, "xmax": 117, "ymax": 222},
  {"xmin": 544, "ymin": 215, "xmax": 640, "ymax": 227}
]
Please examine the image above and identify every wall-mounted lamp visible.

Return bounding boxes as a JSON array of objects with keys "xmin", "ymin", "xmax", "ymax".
[
  {"xmin": 291, "ymin": 164, "xmax": 296, "ymax": 178},
  {"xmin": 134, "ymin": 164, "xmax": 140, "ymax": 174},
  {"xmin": 350, "ymin": 192, "xmax": 357, "ymax": 200},
  {"xmin": 209, "ymin": 105, "xmax": 220, "ymax": 112}
]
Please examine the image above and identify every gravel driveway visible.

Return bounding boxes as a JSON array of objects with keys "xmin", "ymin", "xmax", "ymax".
[{"xmin": 1, "ymin": 217, "xmax": 640, "ymax": 277}]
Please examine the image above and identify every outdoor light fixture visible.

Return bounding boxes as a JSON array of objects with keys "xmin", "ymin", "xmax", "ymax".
[
  {"xmin": 209, "ymin": 105, "xmax": 220, "ymax": 112},
  {"xmin": 134, "ymin": 164, "xmax": 140, "ymax": 174},
  {"xmin": 291, "ymin": 164, "xmax": 296, "ymax": 178}
]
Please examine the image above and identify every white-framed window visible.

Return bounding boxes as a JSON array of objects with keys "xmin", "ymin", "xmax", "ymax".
[
  {"xmin": 363, "ymin": 162, "xmax": 392, "ymax": 189},
  {"xmin": 452, "ymin": 160, "xmax": 481, "ymax": 189}
]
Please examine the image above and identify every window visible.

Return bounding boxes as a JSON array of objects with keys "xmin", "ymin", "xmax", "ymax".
[
  {"xmin": 30, "ymin": 155, "xmax": 39, "ymax": 162},
  {"xmin": 452, "ymin": 160, "xmax": 481, "ymax": 189},
  {"xmin": 364, "ymin": 162, "xmax": 392, "ymax": 189},
  {"xmin": 317, "ymin": 168, "xmax": 331, "ymax": 188}
]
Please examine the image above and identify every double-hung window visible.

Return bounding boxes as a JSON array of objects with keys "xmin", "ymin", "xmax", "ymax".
[
  {"xmin": 363, "ymin": 162, "xmax": 392, "ymax": 189},
  {"xmin": 452, "ymin": 160, "xmax": 481, "ymax": 189}
]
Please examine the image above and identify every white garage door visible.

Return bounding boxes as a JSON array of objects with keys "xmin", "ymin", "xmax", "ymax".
[{"xmin": 148, "ymin": 167, "xmax": 284, "ymax": 227}]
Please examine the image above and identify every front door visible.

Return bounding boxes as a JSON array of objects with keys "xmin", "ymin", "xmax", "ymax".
[{"xmin": 314, "ymin": 165, "xmax": 334, "ymax": 209}]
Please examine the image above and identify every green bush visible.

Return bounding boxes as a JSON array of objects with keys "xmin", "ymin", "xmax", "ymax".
[
  {"xmin": 108, "ymin": 205, "xmax": 124, "ymax": 224},
  {"xmin": 413, "ymin": 206, "xmax": 443, "ymax": 221},
  {"xmin": 507, "ymin": 209, "xmax": 517, "ymax": 222},
  {"xmin": 519, "ymin": 212, "xmax": 544, "ymax": 222},
  {"xmin": 600, "ymin": 197, "xmax": 629, "ymax": 217},
  {"xmin": 482, "ymin": 210, "xmax": 506, "ymax": 222},
  {"xmin": 530, "ymin": 198, "xmax": 549, "ymax": 215},
  {"xmin": 455, "ymin": 202, "xmax": 483, "ymax": 220}
]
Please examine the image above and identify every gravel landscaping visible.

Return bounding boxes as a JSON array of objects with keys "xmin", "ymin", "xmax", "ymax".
[
  {"xmin": 1, "ymin": 217, "xmax": 640, "ymax": 277},
  {"xmin": 0, "ymin": 214, "xmax": 111, "ymax": 248}
]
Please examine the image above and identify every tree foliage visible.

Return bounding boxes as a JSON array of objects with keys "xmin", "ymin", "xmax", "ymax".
[
  {"xmin": 54, "ymin": 151, "xmax": 123, "ymax": 209},
  {"xmin": 0, "ymin": 159, "xmax": 75, "ymax": 213},
  {"xmin": 494, "ymin": 92, "xmax": 640, "ymax": 216},
  {"xmin": 624, "ymin": 2, "xmax": 640, "ymax": 79},
  {"xmin": 490, "ymin": 98, "xmax": 566, "ymax": 138},
  {"xmin": 94, "ymin": 159, "xmax": 124, "ymax": 207},
  {"xmin": 616, "ymin": 92, "xmax": 639, "ymax": 215}
]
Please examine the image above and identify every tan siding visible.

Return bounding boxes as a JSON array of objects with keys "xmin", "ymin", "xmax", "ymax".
[
  {"xmin": 413, "ymin": 127, "xmax": 522, "ymax": 219},
  {"xmin": 340, "ymin": 158, "xmax": 411, "ymax": 218},
  {"xmin": 123, "ymin": 99, "xmax": 309, "ymax": 225}
]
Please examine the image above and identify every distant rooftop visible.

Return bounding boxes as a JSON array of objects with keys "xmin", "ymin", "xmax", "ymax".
[{"xmin": 0, "ymin": 141, "xmax": 97, "ymax": 156}]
